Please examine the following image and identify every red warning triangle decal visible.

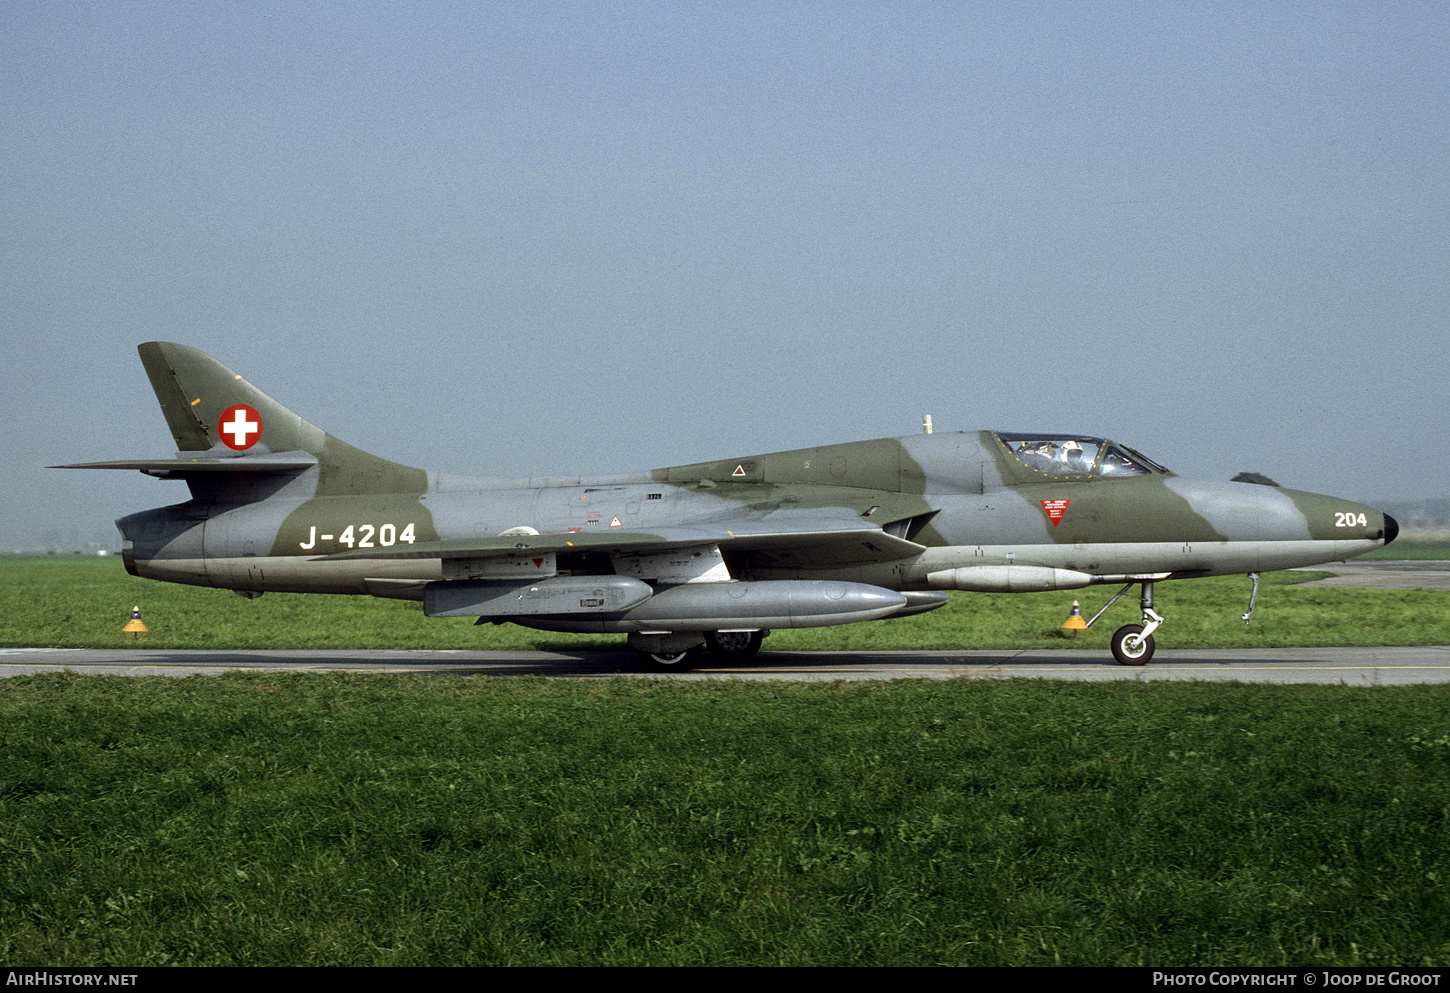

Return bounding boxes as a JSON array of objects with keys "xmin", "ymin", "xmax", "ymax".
[{"xmin": 1040, "ymin": 499, "xmax": 1071, "ymax": 526}]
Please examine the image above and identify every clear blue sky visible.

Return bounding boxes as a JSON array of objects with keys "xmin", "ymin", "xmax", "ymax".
[{"xmin": 4, "ymin": 1, "xmax": 1446, "ymax": 548}]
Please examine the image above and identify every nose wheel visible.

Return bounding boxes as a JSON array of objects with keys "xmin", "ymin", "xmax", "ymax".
[
  {"xmin": 1088, "ymin": 581, "xmax": 1165, "ymax": 665},
  {"xmin": 1111, "ymin": 623, "xmax": 1155, "ymax": 665}
]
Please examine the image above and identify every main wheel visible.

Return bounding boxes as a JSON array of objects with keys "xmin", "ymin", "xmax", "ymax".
[
  {"xmin": 705, "ymin": 630, "xmax": 764, "ymax": 660},
  {"xmin": 638, "ymin": 645, "xmax": 703, "ymax": 671},
  {"xmin": 1110, "ymin": 623, "xmax": 1155, "ymax": 666}
]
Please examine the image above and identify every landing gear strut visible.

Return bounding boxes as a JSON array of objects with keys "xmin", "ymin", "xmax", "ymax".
[{"xmin": 1241, "ymin": 572, "xmax": 1261, "ymax": 626}]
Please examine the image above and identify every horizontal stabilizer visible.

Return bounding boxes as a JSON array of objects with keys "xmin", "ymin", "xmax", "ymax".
[{"xmin": 51, "ymin": 451, "xmax": 319, "ymax": 474}]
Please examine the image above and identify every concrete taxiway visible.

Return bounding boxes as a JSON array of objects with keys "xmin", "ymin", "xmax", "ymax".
[
  {"xmin": 1292, "ymin": 560, "xmax": 1450, "ymax": 590},
  {"xmin": 3, "ymin": 645, "xmax": 1450, "ymax": 684}
]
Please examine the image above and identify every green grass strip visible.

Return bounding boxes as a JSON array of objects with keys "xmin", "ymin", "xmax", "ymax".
[{"xmin": 2, "ymin": 673, "xmax": 1448, "ymax": 966}]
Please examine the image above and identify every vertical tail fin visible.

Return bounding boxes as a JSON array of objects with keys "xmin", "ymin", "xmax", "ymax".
[
  {"xmin": 139, "ymin": 341, "xmax": 322, "ymax": 455},
  {"xmin": 137, "ymin": 342, "xmax": 424, "ymax": 494}
]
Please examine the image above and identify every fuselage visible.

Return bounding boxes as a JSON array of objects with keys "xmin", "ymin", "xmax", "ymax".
[{"xmin": 119, "ymin": 429, "xmax": 1394, "ymax": 597}]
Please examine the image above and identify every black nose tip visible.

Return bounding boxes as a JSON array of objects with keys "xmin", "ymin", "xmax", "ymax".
[{"xmin": 1383, "ymin": 513, "xmax": 1399, "ymax": 546}]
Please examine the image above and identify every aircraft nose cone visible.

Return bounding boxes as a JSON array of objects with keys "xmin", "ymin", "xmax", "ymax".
[{"xmin": 1384, "ymin": 513, "xmax": 1399, "ymax": 546}]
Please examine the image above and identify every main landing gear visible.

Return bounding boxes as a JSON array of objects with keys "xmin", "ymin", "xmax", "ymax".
[
  {"xmin": 705, "ymin": 630, "xmax": 765, "ymax": 660},
  {"xmin": 633, "ymin": 630, "xmax": 768, "ymax": 670},
  {"xmin": 640, "ymin": 645, "xmax": 703, "ymax": 669}
]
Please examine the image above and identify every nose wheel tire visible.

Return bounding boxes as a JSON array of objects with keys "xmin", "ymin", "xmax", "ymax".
[{"xmin": 1110, "ymin": 624, "xmax": 1155, "ymax": 666}]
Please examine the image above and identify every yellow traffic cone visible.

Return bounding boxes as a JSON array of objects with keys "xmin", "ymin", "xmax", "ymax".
[
  {"xmin": 123, "ymin": 605, "xmax": 148, "ymax": 638},
  {"xmin": 1060, "ymin": 600, "xmax": 1087, "ymax": 637}
]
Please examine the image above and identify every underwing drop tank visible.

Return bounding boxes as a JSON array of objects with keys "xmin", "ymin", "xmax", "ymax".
[{"xmin": 428, "ymin": 577, "xmax": 910, "ymax": 634}]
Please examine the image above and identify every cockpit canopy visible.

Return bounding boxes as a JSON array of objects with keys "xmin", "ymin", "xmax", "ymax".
[{"xmin": 995, "ymin": 432, "xmax": 1170, "ymax": 480}]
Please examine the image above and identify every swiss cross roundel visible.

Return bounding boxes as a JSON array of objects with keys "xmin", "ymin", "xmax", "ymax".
[{"xmin": 218, "ymin": 404, "xmax": 263, "ymax": 450}]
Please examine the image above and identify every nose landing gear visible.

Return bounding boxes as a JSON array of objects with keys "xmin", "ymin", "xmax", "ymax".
[{"xmin": 1087, "ymin": 580, "xmax": 1165, "ymax": 666}]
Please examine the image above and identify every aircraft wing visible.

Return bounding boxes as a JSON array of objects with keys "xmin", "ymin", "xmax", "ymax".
[{"xmin": 324, "ymin": 511, "xmax": 924, "ymax": 566}]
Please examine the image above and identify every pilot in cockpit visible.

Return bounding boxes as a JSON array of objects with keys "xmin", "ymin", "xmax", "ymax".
[{"xmin": 1062, "ymin": 440, "xmax": 1089, "ymax": 474}]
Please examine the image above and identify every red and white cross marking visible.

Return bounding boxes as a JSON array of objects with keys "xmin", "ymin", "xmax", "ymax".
[{"xmin": 218, "ymin": 404, "xmax": 263, "ymax": 450}]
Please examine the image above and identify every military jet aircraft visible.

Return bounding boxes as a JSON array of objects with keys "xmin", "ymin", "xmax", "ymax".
[{"xmin": 57, "ymin": 342, "xmax": 1397, "ymax": 668}]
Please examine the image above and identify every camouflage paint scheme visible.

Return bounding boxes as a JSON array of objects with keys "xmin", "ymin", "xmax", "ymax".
[{"xmin": 57, "ymin": 343, "xmax": 1397, "ymax": 666}]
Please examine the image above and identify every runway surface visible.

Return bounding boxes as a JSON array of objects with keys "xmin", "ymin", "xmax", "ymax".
[
  {"xmin": 4, "ymin": 560, "xmax": 1446, "ymax": 684},
  {"xmin": 4, "ymin": 645, "xmax": 1450, "ymax": 684},
  {"xmin": 1291, "ymin": 559, "xmax": 1450, "ymax": 590}
]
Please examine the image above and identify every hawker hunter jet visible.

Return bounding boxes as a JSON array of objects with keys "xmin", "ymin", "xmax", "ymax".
[{"xmin": 57, "ymin": 343, "xmax": 1397, "ymax": 667}]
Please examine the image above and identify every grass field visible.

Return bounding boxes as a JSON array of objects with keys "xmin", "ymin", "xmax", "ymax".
[
  {"xmin": 3, "ymin": 554, "xmax": 1449, "ymax": 966},
  {"xmin": 4, "ymin": 553, "xmax": 1450, "ymax": 651},
  {"xmin": 3, "ymin": 673, "xmax": 1449, "ymax": 966},
  {"xmin": 1361, "ymin": 540, "xmax": 1450, "ymax": 561}
]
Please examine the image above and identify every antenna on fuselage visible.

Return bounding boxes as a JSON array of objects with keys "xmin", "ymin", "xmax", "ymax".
[{"xmin": 922, "ymin": 414, "xmax": 933, "ymax": 434}]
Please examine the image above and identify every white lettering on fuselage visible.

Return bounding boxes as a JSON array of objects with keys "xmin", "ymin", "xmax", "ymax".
[{"xmin": 299, "ymin": 523, "xmax": 416, "ymax": 550}]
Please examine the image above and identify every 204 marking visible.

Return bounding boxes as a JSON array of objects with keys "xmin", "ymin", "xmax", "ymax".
[{"xmin": 1335, "ymin": 512, "xmax": 1368, "ymax": 528}]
